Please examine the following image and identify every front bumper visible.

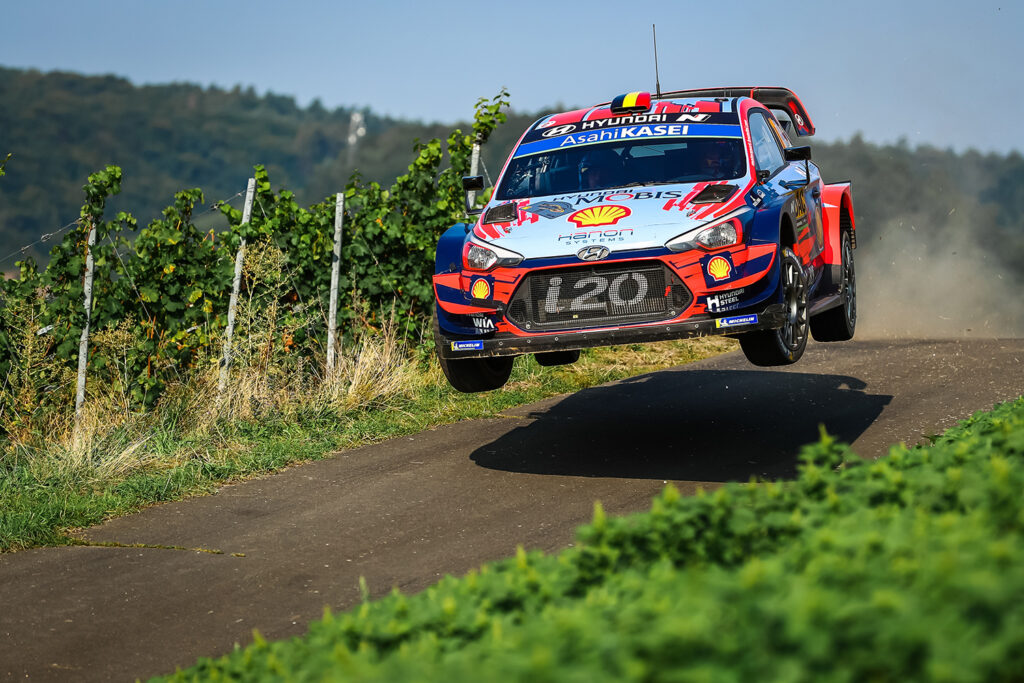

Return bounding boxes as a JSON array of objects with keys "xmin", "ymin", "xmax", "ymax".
[{"xmin": 436, "ymin": 303, "xmax": 786, "ymax": 359}]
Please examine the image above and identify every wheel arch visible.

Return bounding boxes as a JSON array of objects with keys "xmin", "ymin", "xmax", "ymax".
[
  {"xmin": 821, "ymin": 182, "xmax": 855, "ymax": 265},
  {"xmin": 779, "ymin": 212, "xmax": 797, "ymax": 249},
  {"xmin": 435, "ymin": 223, "xmax": 469, "ymax": 275}
]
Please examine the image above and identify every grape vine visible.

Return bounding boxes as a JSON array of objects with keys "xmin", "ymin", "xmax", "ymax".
[{"xmin": 0, "ymin": 90, "xmax": 509, "ymax": 421}]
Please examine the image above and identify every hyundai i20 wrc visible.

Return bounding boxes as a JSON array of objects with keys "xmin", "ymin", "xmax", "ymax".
[{"xmin": 433, "ymin": 87, "xmax": 857, "ymax": 392}]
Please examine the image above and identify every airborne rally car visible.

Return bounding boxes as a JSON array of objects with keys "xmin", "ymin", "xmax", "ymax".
[{"xmin": 433, "ymin": 87, "xmax": 857, "ymax": 392}]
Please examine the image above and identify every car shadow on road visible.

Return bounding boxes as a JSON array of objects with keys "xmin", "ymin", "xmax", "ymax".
[{"xmin": 471, "ymin": 369, "xmax": 892, "ymax": 482}]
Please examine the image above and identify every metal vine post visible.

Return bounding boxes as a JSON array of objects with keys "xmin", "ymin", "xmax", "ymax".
[
  {"xmin": 218, "ymin": 177, "xmax": 256, "ymax": 396},
  {"xmin": 74, "ymin": 219, "xmax": 97, "ymax": 418},
  {"xmin": 467, "ymin": 140, "xmax": 481, "ymax": 206},
  {"xmin": 326, "ymin": 192, "xmax": 345, "ymax": 373}
]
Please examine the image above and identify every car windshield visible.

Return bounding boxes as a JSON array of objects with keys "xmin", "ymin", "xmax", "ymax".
[{"xmin": 496, "ymin": 138, "xmax": 746, "ymax": 200}]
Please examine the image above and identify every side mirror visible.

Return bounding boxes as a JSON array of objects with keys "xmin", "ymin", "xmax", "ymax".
[
  {"xmin": 783, "ymin": 146, "xmax": 812, "ymax": 162},
  {"xmin": 462, "ymin": 175, "xmax": 485, "ymax": 215},
  {"xmin": 756, "ymin": 169, "xmax": 771, "ymax": 183},
  {"xmin": 462, "ymin": 175, "xmax": 485, "ymax": 192}
]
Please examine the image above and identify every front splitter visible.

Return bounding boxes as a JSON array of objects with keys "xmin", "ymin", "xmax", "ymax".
[{"xmin": 437, "ymin": 304, "xmax": 787, "ymax": 359}]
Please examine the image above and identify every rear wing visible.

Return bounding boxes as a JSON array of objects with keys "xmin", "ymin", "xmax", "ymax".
[{"xmin": 658, "ymin": 87, "xmax": 815, "ymax": 137}]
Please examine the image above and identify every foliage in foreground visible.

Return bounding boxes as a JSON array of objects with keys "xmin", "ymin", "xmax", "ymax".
[{"xmin": 162, "ymin": 397, "xmax": 1024, "ymax": 682}]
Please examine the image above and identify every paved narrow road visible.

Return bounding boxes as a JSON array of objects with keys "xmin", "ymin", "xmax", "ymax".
[{"xmin": 1, "ymin": 339, "xmax": 1021, "ymax": 681}]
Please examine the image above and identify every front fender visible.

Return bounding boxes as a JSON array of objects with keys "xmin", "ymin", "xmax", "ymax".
[{"xmin": 435, "ymin": 223, "xmax": 469, "ymax": 275}]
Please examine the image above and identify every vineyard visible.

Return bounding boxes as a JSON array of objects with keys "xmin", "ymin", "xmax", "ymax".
[{"xmin": 0, "ymin": 91, "xmax": 509, "ymax": 446}]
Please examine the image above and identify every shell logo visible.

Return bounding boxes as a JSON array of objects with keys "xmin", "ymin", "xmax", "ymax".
[
  {"xmin": 567, "ymin": 204, "xmax": 631, "ymax": 228},
  {"xmin": 707, "ymin": 256, "xmax": 732, "ymax": 281},
  {"xmin": 471, "ymin": 278, "xmax": 491, "ymax": 299}
]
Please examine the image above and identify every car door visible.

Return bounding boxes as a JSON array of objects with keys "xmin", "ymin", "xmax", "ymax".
[{"xmin": 748, "ymin": 110, "xmax": 824, "ymax": 281}]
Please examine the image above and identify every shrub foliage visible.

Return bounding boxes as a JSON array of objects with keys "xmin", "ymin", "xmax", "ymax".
[{"xmin": 161, "ymin": 398, "xmax": 1024, "ymax": 681}]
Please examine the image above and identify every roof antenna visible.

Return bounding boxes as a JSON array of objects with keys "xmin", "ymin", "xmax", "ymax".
[{"xmin": 652, "ymin": 24, "xmax": 662, "ymax": 98}]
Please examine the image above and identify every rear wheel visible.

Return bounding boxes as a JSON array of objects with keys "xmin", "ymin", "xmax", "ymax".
[
  {"xmin": 810, "ymin": 230, "xmax": 856, "ymax": 342},
  {"xmin": 534, "ymin": 350, "xmax": 580, "ymax": 367},
  {"xmin": 739, "ymin": 246, "xmax": 809, "ymax": 366}
]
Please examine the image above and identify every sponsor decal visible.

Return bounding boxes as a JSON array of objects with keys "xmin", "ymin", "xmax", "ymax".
[
  {"xmin": 715, "ymin": 314, "xmax": 759, "ymax": 329},
  {"xmin": 522, "ymin": 201, "xmax": 573, "ymax": 219},
  {"xmin": 470, "ymin": 278, "xmax": 491, "ymax": 300},
  {"xmin": 514, "ymin": 123, "xmax": 743, "ymax": 158},
  {"xmin": 530, "ymin": 113, "xmax": 724, "ymax": 139},
  {"xmin": 451, "ymin": 340, "xmax": 485, "ymax": 351},
  {"xmin": 707, "ymin": 255, "xmax": 732, "ymax": 282},
  {"xmin": 549, "ymin": 189, "xmax": 685, "ymax": 206},
  {"xmin": 541, "ymin": 124, "xmax": 577, "ymax": 138},
  {"xmin": 560, "ymin": 124, "xmax": 691, "ymax": 147},
  {"xmin": 700, "ymin": 251, "xmax": 739, "ymax": 288},
  {"xmin": 557, "ymin": 228, "xmax": 634, "ymax": 244},
  {"xmin": 706, "ymin": 287, "xmax": 746, "ymax": 313},
  {"xmin": 470, "ymin": 315, "xmax": 495, "ymax": 332},
  {"xmin": 568, "ymin": 205, "xmax": 631, "ymax": 228}
]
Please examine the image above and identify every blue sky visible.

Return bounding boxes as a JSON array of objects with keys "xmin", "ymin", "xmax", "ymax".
[{"xmin": 2, "ymin": 0, "xmax": 1021, "ymax": 153}]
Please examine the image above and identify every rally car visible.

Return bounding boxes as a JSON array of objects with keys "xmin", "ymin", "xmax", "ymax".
[{"xmin": 433, "ymin": 87, "xmax": 856, "ymax": 392}]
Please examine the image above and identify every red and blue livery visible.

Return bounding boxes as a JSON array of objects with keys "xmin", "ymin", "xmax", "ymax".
[{"xmin": 433, "ymin": 87, "xmax": 857, "ymax": 392}]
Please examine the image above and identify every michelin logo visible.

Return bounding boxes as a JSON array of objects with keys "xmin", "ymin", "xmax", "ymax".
[
  {"xmin": 714, "ymin": 314, "xmax": 759, "ymax": 329},
  {"xmin": 451, "ymin": 340, "xmax": 485, "ymax": 351}
]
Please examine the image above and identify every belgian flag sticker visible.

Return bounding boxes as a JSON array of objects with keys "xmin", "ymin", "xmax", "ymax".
[{"xmin": 610, "ymin": 92, "xmax": 652, "ymax": 114}]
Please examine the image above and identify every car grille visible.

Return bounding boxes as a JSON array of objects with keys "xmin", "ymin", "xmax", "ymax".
[{"xmin": 507, "ymin": 261, "xmax": 691, "ymax": 331}]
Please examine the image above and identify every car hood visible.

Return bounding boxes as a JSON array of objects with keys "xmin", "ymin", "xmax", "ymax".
[{"xmin": 472, "ymin": 181, "xmax": 749, "ymax": 259}]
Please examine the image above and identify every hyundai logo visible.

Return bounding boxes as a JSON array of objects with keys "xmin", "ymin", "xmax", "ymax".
[{"xmin": 577, "ymin": 245, "xmax": 610, "ymax": 261}]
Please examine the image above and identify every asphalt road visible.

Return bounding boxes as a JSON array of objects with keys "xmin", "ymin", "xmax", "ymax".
[{"xmin": 1, "ymin": 339, "xmax": 1021, "ymax": 681}]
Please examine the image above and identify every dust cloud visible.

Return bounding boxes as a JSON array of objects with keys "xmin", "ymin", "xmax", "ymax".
[{"xmin": 854, "ymin": 213, "xmax": 1024, "ymax": 339}]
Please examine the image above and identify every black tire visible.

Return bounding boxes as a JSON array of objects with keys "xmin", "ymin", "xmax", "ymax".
[
  {"xmin": 739, "ymin": 246, "xmax": 809, "ymax": 366},
  {"xmin": 436, "ymin": 351, "xmax": 514, "ymax": 393},
  {"xmin": 431, "ymin": 311, "xmax": 514, "ymax": 393},
  {"xmin": 534, "ymin": 350, "xmax": 580, "ymax": 367},
  {"xmin": 810, "ymin": 230, "xmax": 857, "ymax": 342}
]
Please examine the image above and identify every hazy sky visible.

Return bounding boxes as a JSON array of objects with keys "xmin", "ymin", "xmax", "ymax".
[{"xmin": 3, "ymin": 0, "xmax": 1021, "ymax": 153}]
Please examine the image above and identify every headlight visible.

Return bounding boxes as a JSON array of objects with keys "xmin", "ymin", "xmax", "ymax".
[
  {"xmin": 695, "ymin": 221, "xmax": 739, "ymax": 249},
  {"xmin": 462, "ymin": 239, "xmax": 523, "ymax": 272},
  {"xmin": 665, "ymin": 207, "xmax": 749, "ymax": 252}
]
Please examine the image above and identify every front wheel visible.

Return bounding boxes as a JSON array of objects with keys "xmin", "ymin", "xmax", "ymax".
[
  {"xmin": 739, "ymin": 246, "xmax": 809, "ymax": 366},
  {"xmin": 810, "ymin": 230, "xmax": 856, "ymax": 342},
  {"xmin": 436, "ymin": 352, "xmax": 514, "ymax": 393}
]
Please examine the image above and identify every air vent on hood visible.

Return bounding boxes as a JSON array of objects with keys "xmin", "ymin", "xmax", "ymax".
[
  {"xmin": 483, "ymin": 202, "xmax": 518, "ymax": 224},
  {"xmin": 691, "ymin": 184, "xmax": 738, "ymax": 205}
]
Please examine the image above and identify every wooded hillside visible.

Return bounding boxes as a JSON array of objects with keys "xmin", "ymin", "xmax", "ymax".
[{"xmin": 2, "ymin": 66, "xmax": 1022, "ymax": 282}]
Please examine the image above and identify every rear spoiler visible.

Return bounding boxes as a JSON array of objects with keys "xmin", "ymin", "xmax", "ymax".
[{"xmin": 658, "ymin": 87, "xmax": 815, "ymax": 137}]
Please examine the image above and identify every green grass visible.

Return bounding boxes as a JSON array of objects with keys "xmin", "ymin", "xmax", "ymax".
[
  {"xmin": 0, "ymin": 338, "xmax": 734, "ymax": 552},
  {"xmin": 158, "ymin": 396, "xmax": 1024, "ymax": 682}
]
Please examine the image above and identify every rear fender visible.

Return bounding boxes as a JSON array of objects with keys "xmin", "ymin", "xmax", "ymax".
[{"xmin": 821, "ymin": 182, "xmax": 855, "ymax": 265}]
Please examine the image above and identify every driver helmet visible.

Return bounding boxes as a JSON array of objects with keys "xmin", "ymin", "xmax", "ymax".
[
  {"xmin": 578, "ymin": 148, "xmax": 621, "ymax": 189},
  {"xmin": 704, "ymin": 141, "xmax": 737, "ymax": 178}
]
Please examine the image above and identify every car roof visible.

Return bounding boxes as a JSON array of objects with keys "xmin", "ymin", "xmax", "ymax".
[{"xmin": 532, "ymin": 87, "xmax": 815, "ymax": 137}]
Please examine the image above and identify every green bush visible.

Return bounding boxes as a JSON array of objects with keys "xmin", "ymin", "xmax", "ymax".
[{"xmin": 160, "ymin": 397, "xmax": 1024, "ymax": 681}]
